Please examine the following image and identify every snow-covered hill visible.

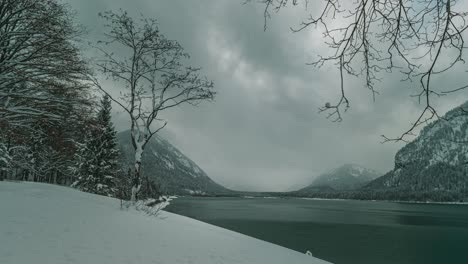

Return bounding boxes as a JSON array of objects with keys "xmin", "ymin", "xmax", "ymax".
[
  {"xmin": 367, "ymin": 101, "xmax": 468, "ymax": 194},
  {"xmin": 0, "ymin": 181, "xmax": 329, "ymax": 264},
  {"xmin": 299, "ymin": 164, "xmax": 380, "ymax": 191},
  {"xmin": 118, "ymin": 130, "xmax": 231, "ymax": 195}
]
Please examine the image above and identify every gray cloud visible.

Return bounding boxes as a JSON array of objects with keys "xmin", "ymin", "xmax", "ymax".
[{"xmin": 65, "ymin": 0, "xmax": 468, "ymax": 191}]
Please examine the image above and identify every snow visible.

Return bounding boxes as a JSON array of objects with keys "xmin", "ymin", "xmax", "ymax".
[
  {"xmin": 134, "ymin": 141, "xmax": 144, "ymax": 169},
  {"xmin": 193, "ymin": 165, "xmax": 201, "ymax": 174},
  {"xmin": 183, "ymin": 188, "xmax": 206, "ymax": 195},
  {"xmin": 0, "ymin": 181, "xmax": 330, "ymax": 264},
  {"xmin": 351, "ymin": 164, "xmax": 365, "ymax": 174},
  {"xmin": 178, "ymin": 156, "xmax": 191, "ymax": 168},
  {"xmin": 162, "ymin": 157, "xmax": 175, "ymax": 170}
]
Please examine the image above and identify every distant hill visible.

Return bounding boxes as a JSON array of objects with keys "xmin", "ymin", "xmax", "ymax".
[
  {"xmin": 299, "ymin": 164, "xmax": 380, "ymax": 192},
  {"xmin": 365, "ymin": 102, "xmax": 468, "ymax": 197},
  {"xmin": 117, "ymin": 130, "xmax": 231, "ymax": 195}
]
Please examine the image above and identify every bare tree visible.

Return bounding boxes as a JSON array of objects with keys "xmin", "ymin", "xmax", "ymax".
[
  {"xmin": 0, "ymin": 0, "xmax": 91, "ymax": 176},
  {"xmin": 92, "ymin": 11, "xmax": 215, "ymax": 201},
  {"xmin": 0, "ymin": 0, "xmax": 90, "ymax": 130},
  {"xmin": 251, "ymin": 0, "xmax": 468, "ymax": 141}
]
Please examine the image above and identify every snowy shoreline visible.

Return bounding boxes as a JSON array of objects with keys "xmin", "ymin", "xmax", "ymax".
[{"xmin": 0, "ymin": 182, "xmax": 330, "ymax": 264}]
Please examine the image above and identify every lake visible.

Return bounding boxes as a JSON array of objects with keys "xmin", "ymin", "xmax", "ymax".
[{"xmin": 165, "ymin": 197, "xmax": 468, "ymax": 264}]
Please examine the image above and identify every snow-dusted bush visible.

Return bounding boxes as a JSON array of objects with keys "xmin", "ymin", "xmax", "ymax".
[{"xmin": 122, "ymin": 196, "xmax": 176, "ymax": 216}]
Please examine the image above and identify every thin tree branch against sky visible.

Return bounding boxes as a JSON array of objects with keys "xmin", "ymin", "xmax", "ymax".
[{"xmin": 251, "ymin": 0, "xmax": 468, "ymax": 142}]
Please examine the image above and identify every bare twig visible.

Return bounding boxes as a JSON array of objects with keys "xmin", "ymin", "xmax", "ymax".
[{"xmin": 250, "ymin": 0, "xmax": 468, "ymax": 142}]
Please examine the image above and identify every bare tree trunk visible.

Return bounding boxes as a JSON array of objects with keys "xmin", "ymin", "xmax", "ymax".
[
  {"xmin": 145, "ymin": 176, "xmax": 152, "ymax": 197},
  {"xmin": 131, "ymin": 144, "xmax": 143, "ymax": 202}
]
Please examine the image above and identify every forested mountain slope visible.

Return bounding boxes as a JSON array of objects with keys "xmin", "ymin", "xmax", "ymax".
[
  {"xmin": 366, "ymin": 102, "xmax": 468, "ymax": 195},
  {"xmin": 118, "ymin": 131, "xmax": 230, "ymax": 195}
]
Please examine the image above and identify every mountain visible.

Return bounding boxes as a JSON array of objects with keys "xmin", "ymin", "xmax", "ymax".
[
  {"xmin": 299, "ymin": 164, "xmax": 380, "ymax": 191},
  {"xmin": 366, "ymin": 102, "xmax": 468, "ymax": 198},
  {"xmin": 117, "ymin": 130, "xmax": 231, "ymax": 195}
]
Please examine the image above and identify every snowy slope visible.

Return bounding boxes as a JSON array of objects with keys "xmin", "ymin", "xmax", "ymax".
[{"xmin": 0, "ymin": 182, "xmax": 330, "ymax": 264}]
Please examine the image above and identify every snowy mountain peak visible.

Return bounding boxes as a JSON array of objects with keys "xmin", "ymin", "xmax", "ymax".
[
  {"xmin": 334, "ymin": 164, "xmax": 379, "ymax": 178},
  {"xmin": 300, "ymin": 164, "xmax": 380, "ymax": 191}
]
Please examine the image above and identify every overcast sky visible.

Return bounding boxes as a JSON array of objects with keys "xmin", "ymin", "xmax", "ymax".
[{"xmin": 65, "ymin": 0, "xmax": 468, "ymax": 192}]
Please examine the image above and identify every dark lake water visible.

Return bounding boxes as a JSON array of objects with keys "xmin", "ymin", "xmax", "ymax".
[{"xmin": 165, "ymin": 197, "xmax": 468, "ymax": 264}]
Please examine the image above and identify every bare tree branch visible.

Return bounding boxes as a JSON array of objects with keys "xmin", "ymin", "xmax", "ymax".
[{"xmin": 250, "ymin": 0, "xmax": 468, "ymax": 142}]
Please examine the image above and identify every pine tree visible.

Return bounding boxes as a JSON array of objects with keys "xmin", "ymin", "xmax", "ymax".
[
  {"xmin": 96, "ymin": 95, "xmax": 121, "ymax": 194},
  {"xmin": 72, "ymin": 95, "xmax": 120, "ymax": 197}
]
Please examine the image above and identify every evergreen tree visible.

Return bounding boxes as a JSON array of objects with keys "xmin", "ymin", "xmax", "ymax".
[
  {"xmin": 72, "ymin": 95, "xmax": 120, "ymax": 197},
  {"xmin": 96, "ymin": 95, "xmax": 121, "ymax": 193}
]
